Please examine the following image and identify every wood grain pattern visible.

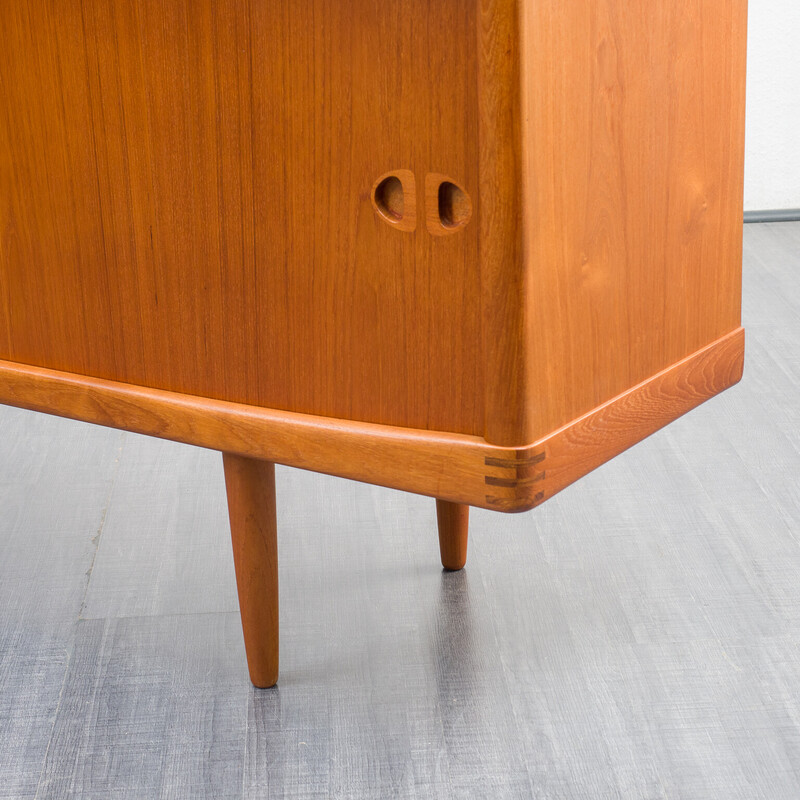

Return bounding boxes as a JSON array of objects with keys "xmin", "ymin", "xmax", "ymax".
[
  {"xmin": 518, "ymin": 0, "xmax": 748, "ymax": 439},
  {"xmin": 33, "ymin": 614, "xmax": 249, "ymax": 799},
  {"xmin": 435, "ymin": 500, "xmax": 469, "ymax": 571},
  {"xmin": 532, "ymin": 326, "xmax": 745, "ymax": 508},
  {"xmin": 0, "ymin": 0, "xmax": 746, "ymax": 452},
  {"xmin": 0, "ymin": 327, "xmax": 744, "ymax": 513},
  {"xmin": 0, "ymin": 0, "xmax": 482, "ymax": 435},
  {"xmin": 478, "ymin": 0, "xmax": 532, "ymax": 446},
  {"xmin": 0, "ymin": 408, "xmax": 123, "ymax": 799},
  {"xmin": 79, "ymin": 435, "xmax": 238, "ymax": 621},
  {"xmin": 372, "ymin": 170, "xmax": 417, "ymax": 234},
  {"xmin": 424, "ymin": 173, "xmax": 473, "ymax": 237},
  {"xmin": 223, "ymin": 454, "xmax": 279, "ymax": 688}
]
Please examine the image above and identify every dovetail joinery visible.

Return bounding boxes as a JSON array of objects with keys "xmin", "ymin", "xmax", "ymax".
[{"xmin": 484, "ymin": 451, "xmax": 546, "ymax": 510}]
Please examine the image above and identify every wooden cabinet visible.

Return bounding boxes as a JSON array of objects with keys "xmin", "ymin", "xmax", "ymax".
[{"xmin": 0, "ymin": 0, "xmax": 747, "ymax": 685}]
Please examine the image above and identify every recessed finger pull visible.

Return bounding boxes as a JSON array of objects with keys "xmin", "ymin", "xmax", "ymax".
[
  {"xmin": 426, "ymin": 173, "xmax": 472, "ymax": 236},
  {"xmin": 371, "ymin": 169, "xmax": 417, "ymax": 232},
  {"xmin": 370, "ymin": 170, "xmax": 472, "ymax": 236}
]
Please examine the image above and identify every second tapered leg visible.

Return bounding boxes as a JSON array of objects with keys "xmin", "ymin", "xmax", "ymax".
[
  {"xmin": 436, "ymin": 499, "xmax": 469, "ymax": 570},
  {"xmin": 223, "ymin": 453, "xmax": 279, "ymax": 688}
]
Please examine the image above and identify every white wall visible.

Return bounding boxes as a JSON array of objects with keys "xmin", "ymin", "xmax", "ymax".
[{"xmin": 744, "ymin": 0, "xmax": 800, "ymax": 211}]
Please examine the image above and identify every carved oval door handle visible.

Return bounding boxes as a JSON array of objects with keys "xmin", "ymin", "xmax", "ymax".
[
  {"xmin": 425, "ymin": 173, "xmax": 472, "ymax": 236},
  {"xmin": 371, "ymin": 169, "xmax": 417, "ymax": 232}
]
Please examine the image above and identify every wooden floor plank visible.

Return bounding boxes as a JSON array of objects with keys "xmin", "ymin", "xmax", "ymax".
[{"xmin": 0, "ymin": 410, "xmax": 122, "ymax": 799}]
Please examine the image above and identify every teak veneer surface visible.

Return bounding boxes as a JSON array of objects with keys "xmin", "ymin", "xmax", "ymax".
[
  {"xmin": 0, "ymin": 0, "xmax": 747, "ymax": 447},
  {"xmin": 0, "ymin": 327, "xmax": 745, "ymax": 513},
  {"xmin": 0, "ymin": 0, "xmax": 482, "ymax": 435},
  {"xmin": 515, "ymin": 0, "xmax": 748, "ymax": 442}
]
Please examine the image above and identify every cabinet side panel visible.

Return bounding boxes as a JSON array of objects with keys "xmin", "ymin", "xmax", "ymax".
[
  {"xmin": 520, "ymin": 0, "xmax": 747, "ymax": 438},
  {"xmin": 0, "ymin": 0, "xmax": 483, "ymax": 435}
]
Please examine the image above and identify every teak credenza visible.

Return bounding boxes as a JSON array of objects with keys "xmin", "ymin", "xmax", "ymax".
[{"xmin": 0, "ymin": 1, "xmax": 747, "ymax": 686}]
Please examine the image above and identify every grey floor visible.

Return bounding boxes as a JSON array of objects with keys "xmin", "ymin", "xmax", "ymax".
[{"xmin": 1, "ymin": 222, "xmax": 800, "ymax": 800}]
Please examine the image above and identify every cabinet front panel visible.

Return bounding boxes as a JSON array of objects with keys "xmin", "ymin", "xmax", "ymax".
[{"xmin": 0, "ymin": 0, "xmax": 483, "ymax": 434}]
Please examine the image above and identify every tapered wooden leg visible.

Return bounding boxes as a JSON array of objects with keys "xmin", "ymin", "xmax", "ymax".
[
  {"xmin": 436, "ymin": 499, "xmax": 469, "ymax": 571},
  {"xmin": 222, "ymin": 453, "xmax": 279, "ymax": 688}
]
